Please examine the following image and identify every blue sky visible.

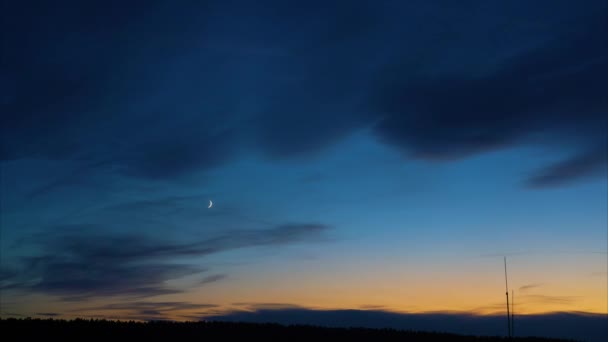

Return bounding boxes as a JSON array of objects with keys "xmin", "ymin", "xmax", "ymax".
[{"xmin": 1, "ymin": 0, "xmax": 606, "ymax": 324}]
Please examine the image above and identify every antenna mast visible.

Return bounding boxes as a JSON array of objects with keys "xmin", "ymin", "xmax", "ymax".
[
  {"xmin": 504, "ymin": 257, "xmax": 511, "ymax": 338},
  {"xmin": 511, "ymin": 289, "xmax": 515, "ymax": 337}
]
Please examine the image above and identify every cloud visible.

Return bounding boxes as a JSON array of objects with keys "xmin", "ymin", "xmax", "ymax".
[
  {"xmin": 199, "ymin": 274, "xmax": 226, "ymax": 285},
  {"xmin": 372, "ymin": 13, "xmax": 607, "ymax": 186},
  {"xmin": 519, "ymin": 283, "xmax": 542, "ymax": 292},
  {"xmin": 3, "ymin": 313, "xmax": 26, "ymax": 317},
  {"xmin": 468, "ymin": 303, "xmax": 507, "ymax": 314},
  {"xmin": 204, "ymin": 308, "xmax": 607, "ymax": 342},
  {"xmin": 231, "ymin": 303, "xmax": 306, "ymax": 311},
  {"xmin": 480, "ymin": 250, "xmax": 608, "ymax": 258},
  {"xmin": 359, "ymin": 305, "xmax": 387, "ymax": 310},
  {"xmin": 519, "ymin": 294, "xmax": 580, "ymax": 305},
  {"xmin": 80, "ymin": 301, "xmax": 218, "ymax": 312},
  {"xmin": 526, "ymin": 148, "xmax": 607, "ymax": 188},
  {"xmin": 26, "ymin": 258, "xmax": 197, "ymax": 301},
  {"xmin": 23, "ymin": 160, "xmax": 114, "ymax": 200},
  {"xmin": 2, "ymin": 1, "xmax": 239, "ymax": 177},
  {"xmin": 4, "ymin": 223, "xmax": 330, "ymax": 300},
  {"xmin": 100, "ymin": 194, "xmax": 215, "ymax": 222},
  {"xmin": 2, "ymin": 1, "xmax": 605, "ymax": 188},
  {"xmin": 76, "ymin": 301, "xmax": 218, "ymax": 321},
  {"xmin": 35, "ymin": 312, "xmax": 60, "ymax": 317},
  {"xmin": 472, "ymin": 293, "xmax": 581, "ymax": 311}
]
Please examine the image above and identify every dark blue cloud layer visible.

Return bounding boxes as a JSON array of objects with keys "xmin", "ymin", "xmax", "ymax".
[
  {"xmin": 1, "ymin": 223, "xmax": 329, "ymax": 300},
  {"xmin": 14, "ymin": 304, "xmax": 607, "ymax": 341},
  {"xmin": 2, "ymin": 0, "xmax": 606, "ymax": 187},
  {"xmin": 206, "ymin": 308, "xmax": 607, "ymax": 342}
]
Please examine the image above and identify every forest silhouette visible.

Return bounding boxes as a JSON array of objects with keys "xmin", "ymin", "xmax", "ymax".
[{"xmin": 1, "ymin": 318, "xmax": 574, "ymax": 341}]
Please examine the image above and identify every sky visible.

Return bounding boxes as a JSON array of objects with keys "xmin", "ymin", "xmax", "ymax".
[{"xmin": 1, "ymin": 0, "xmax": 607, "ymax": 326}]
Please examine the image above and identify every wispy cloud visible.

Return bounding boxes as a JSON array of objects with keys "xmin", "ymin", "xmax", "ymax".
[
  {"xmin": 526, "ymin": 148, "xmax": 607, "ymax": 188},
  {"xmin": 74, "ymin": 301, "xmax": 218, "ymax": 321},
  {"xmin": 519, "ymin": 294, "xmax": 581, "ymax": 305},
  {"xmin": 3, "ymin": 313, "xmax": 26, "ymax": 317},
  {"xmin": 3, "ymin": 223, "xmax": 330, "ymax": 301},
  {"xmin": 35, "ymin": 312, "xmax": 60, "ymax": 317},
  {"xmin": 519, "ymin": 283, "xmax": 542, "ymax": 292},
  {"xmin": 231, "ymin": 303, "xmax": 306, "ymax": 311},
  {"xmin": 199, "ymin": 274, "xmax": 227, "ymax": 285},
  {"xmin": 78, "ymin": 301, "xmax": 218, "ymax": 312}
]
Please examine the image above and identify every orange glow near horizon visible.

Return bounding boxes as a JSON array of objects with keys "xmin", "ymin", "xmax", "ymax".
[{"xmin": 4, "ymin": 253, "xmax": 605, "ymax": 321}]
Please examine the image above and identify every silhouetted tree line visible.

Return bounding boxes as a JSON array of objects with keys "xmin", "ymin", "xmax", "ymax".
[{"xmin": 0, "ymin": 318, "xmax": 573, "ymax": 342}]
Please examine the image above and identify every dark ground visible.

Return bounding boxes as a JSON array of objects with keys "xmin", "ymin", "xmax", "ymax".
[{"xmin": 0, "ymin": 318, "xmax": 573, "ymax": 341}]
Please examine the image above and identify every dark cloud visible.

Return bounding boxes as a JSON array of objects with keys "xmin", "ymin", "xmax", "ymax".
[
  {"xmin": 27, "ymin": 258, "xmax": 196, "ymax": 301},
  {"xmin": 480, "ymin": 250, "xmax": 608, "ymax": 258},
  {"xmin": 204, "ymin": 308, "xmax": 607, "ymax": 342},
  {"xmin": 373, "ymin": 12, "xmax": 607, "ymax": 186},
  {"xmin": 2, "ymin": 0, "xmax": 237, "ymax": 177},
  {"xmin": 520, "ymin": 294, "xmax": 580, "ymax": 305},
  {"xmin": 199, "ymin": 274, "xmax": 226, "ymax": 285},
  {"xmin": 3, "ymin": 1, "xmax": 605, "ymax": 188},
  {"xmin": 359, "ymin": 305, "xmax": 387, "ymax": 310},
  {"xmin": 526, "ymin": 148, "xmax": 607, "ymax": 188},
  {"xmin": 470, "ymin": 293, "xmax": 579, "ymax": 314},
  {"xmin": 101, "ymin": 195, "xmax": 212, "ymax": 220},
  {"xmin": 467, "ymin": 294, "xmax": 580, "ymax": 311},
  {"xmin": 3, "ymin": 313, "xmax": 26, "ymax": 317},
  {"xmin": 231, "ymin": 303, "xmax": 305, "ymax": 311},
  {"xmin": 116, "ymin": 129, "xmax": 238, "ymax": 179},
  {"xmin": 24, "ymin": 160, "xmax": 113, "ymax": 200},
  {"xmin": 468, "ymin": 303, "xmax": 507, "ymax": 314},
  {"xmin": 74, "ymin": 301, "xmax": 218, "ymax": 320},
  {"xmin": 79, "ymin": 301, "xmax": 218, "ymax": 312},
  {"xmin": 35, "ymin": 312, "xmax": 60, "ymax": 317},
  {"xmin": 0, "ymin": 267, "xmax": 23, "ymax": 291},
  {"xmin": 4, "ymin": 223, "xmax": 329, "ymax": 300},
  {"xmin": 519, "ymin": 283, "xmax": 542, "ymax": 292}
]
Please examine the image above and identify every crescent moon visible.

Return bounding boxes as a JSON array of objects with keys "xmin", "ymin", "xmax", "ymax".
[{"xmin": 208, "ymin": 200, "xmax": 213, "ymax": 209}]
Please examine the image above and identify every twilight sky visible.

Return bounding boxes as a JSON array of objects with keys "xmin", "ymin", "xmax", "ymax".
[{"xmin": 1, "ymin": 0, "xmax": 606, "ymax": 322}]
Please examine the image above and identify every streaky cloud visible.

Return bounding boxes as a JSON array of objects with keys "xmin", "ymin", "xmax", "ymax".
[{"xmin": 2, "ymin": 223, "xmax": 330, "ymax": 300}]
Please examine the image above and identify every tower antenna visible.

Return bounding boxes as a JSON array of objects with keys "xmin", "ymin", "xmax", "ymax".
[
  {"xmin": 511, "ymin": 289, "xmax": 515, "ymax": 337},
  {"xmin": 504, "ymin": 256, "xmax": 511, "ymax": 338}
]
